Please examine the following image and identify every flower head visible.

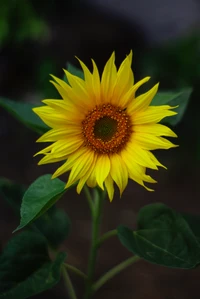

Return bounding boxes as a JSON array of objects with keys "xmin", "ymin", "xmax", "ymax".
[{"xmin": 33, "ymin": 52, "xmax": 177, "ymax": 201}]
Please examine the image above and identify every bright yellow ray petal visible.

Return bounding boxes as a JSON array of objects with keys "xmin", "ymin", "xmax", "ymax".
[
  {"xmin": 148, "ymin": 151, "xmax": 167, "ymax": 169},
  {"xmin": 52, "ymin": 139, "xmax": 83, "ymax": 158},
  {"xmin": 34, "ymin": 144, "xmax": 54, "ymax": 156},
  {"xmin": 111, "ymin": 51, "xmax": 134, "ymax": 105},
  {"xmin": 105, "ymin": 174, "xmax": 114, "ymax": 202},
  {"xmin": 65, "ymin": 150, "xmax": 94, "ymax": 188},
  {"xmin": 50, "ymin": 75, "xmax": 90, "ymax": 110},
  {"xmin": 37, "ymin": 127, "xmax": 81, "ymax": 143},
  {"xmin": 132, "ymin": 132, "xmax": 178, "ymax": 150},
  {"xmin": 42, "ymin": 99, "xmax": 82, "ymax": 119},
  {"xmin": 76, "ymin": 58, "xmax": 92, "ymax": 85},
  {"xmin": 120, "ymin": 77, "xmax": 150, "ymax": 108},
  {"xmin": 129, "ymin": 83, "xmax": 159, "ymax": 113},
  {"xmin": 76, "ymin": 154, "xmax": 97, "ymax": 194},
  {"xmin": 33, "ymin": 106, "xmax": 68, "ymax": 128},
  {"xmin": 110, "ymin": 154, "xmax": 128, "ymax": 196},
  {"xmin": 121, "ymin": 149, "xmax": 155, "ymax": 191},
  {"xmin": 50, "ymin": 80, "xmax": 70, "ymax": 100},
  {"xmin": 132, "ymin": 105, "xmax": 177, "ymax": 125},
  {"xmin": 101, "ymin": 52, "xmax": 117, "ymax": 101},
  {"xmin": 37, "ymin": 139, "xmax": 83, "ymax": 164},
  {"xmin": 37, "ymin": 153, "xmax": 68, "ymax": 165},
  {"xmin": 52, "ymin": 146, "xmax": 88, "ymax": 178},
  {"xmin": 95, "ymin": 155, "xmax": 111, "ymax": 190},
  {"xmin": 126, "ymin": 141, "xmax": 158, "ymax": 169},
  {"xmin": 63, "ymin": 70, "xmax": 89, "ymax": 99},
  {"xmin": 133, "ymin": 123, "xmax": 177, "ymax": 137},
  {"xmin": 92, "ymin": 59, "xmax": 101, "ymax": 104}
]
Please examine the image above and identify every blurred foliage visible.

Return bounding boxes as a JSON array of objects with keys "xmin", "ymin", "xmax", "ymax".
[
  {"xmin": 142, "ymin": 32, "xmax": 200, "ymax": 88},
  {"xmin": 0, "ymin": 0, "xmax": 49, "ymax": 46}
]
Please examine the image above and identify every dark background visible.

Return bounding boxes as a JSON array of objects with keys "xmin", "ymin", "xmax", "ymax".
[{"xmin": 0, "ymin": 0, "xmax": 199, "ymax": 298}]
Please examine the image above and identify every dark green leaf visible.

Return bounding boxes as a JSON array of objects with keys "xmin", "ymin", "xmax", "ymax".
[
  {"xmin": 182, "ymin": 213, "xmax": 200, "ymax": 241},
  {"xmin": 151, "ymin": 88, "xmax": 192, "ymax": 125},
  {"xmin": 35, "ymin": 205, "xmax": 71, "ymax": 248},
  {"xmin": 64, "ymin": 62, "xmax": 84, "ymax": 84},
  {"xmin": 117, "ymin": 203, "xmax": 200, "ymax": 268},
  {"xmin": 14, "ymin": 174, "xmax": 66, "ymax": 232},
  {"xmin": 0, "ymin": 177, "xmax": 71, "ymax": 247},
  {"xmin": 0, "ymin": 231, "xmax": 66, "ymax": 299},
  {"xmin": 0, "ymin": 98, "xmax": 48, "ymax": 134}
]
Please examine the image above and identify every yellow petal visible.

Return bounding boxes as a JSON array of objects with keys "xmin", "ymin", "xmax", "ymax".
[
  {"xmin": 129, "ymin": 83, "xmax": 159, "ymax": 113},
  {"xmin": 50, "ymin": 75, "xmax": 90, "ymax": 110},
  {"xmin": 101, "ymin": 52, "xmax": 117, "ymax": 101},
  {"xmin": 37, "ymin": 153, "xmax": 68, "ymax": 165},
  {"xmin": 63, "ymin": 70, "xmax": 89, "ymax": 100},
  {"xmin": 111, "ymin": 51, "xmax": 134, "ymax": 105},
  {"xmin": 148, "ymin": 151, "xmax": 167, "ymax": 169},
  {"xmin": 105, "ymin": 174, "xmax": 114, "ymax": 202},
  {"xmin": 92, "ymin": 59, "xmax": 101, "ymax": 104},
  {"xmin": 42, "ymin": 99, "xmax": 82, "ymax": 118},
  {"xmin": 37, "ymin": 138, "xmax": 83, "ymax": 164},
  {"xmin": 132, "ymin": 132, "xmax": 178, "ymax": 150},
  {"xmin": 126, "ymin": 141, "xmax": 158, "ymax": 169},
  {"xmin": 76, "ymin": 154, "xmax": 97, "ymax": 194},
  {"xmin": 65, "ymin": 150, "xmax": 94, "ymax": 188},
  {"xmin": 121, "ymin": 77, "xmax": 150, "ymax": 108},
  {"xmin": 95, "ymin": 155, "xmax": 110, "ymax": 190},
  {"xmin": 33, "ymin": 106, "xmax": 68, "ymax": 128},
  {"xmin": 37, "ymin": 127, "xmax": 81, "ymax": 142},
  {"xmin": 121, "ymin": 149, "xmax": 155, "ymax": 191},
  {"xmin": 132, "ymin": 106, "xmax": 177, "ymax": 125},
  {"xmin": 52, "ymin": 147, "xmax": 88, "ymax": 178},
  {"xmin": 110, "ymin": 154, "xmax": 128, "ymax": 196},
  {"xmin": 133, "ymin": 123, "xmax": 177, "ymax": 138}
]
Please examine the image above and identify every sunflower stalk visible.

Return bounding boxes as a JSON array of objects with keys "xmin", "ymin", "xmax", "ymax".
[{"xmin": 84, "ymin": 187, "xmax": 105, "ymax": 299}]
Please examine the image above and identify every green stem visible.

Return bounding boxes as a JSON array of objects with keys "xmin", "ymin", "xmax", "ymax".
[
  {"xmin": 62, "ymin": 266, "xmax": 77, "ymax": 299},
  {"xmin": 92, "ymin": 256, "xmax": 140, "ymax": 293},
  {"xmin": 84, "ymin": 185, "xmax": 94, "ymax": 214},
  {"xmin": 97, "ymin": 229, "xmax": 117, "ymax": 248},
  {"xmin": 84, "ymin": 188, "xmax": 105, "ymax": 299},
  {"xmin": 64, "ymin": 263, "xmax": 87, "ymax": 280}
]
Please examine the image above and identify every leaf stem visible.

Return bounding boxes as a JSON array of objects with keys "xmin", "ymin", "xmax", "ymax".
[
  {"xmin": 64, "ymin": 263, "xmax": 87, "ymax": 280},
  {"xmin": 97, "ymin": 229, "xmax": 117, "ymax": 248},
  {"xmin": 92, "ymin": 255, "xmax": 140, "ymax": 293},
  {"xmin": 62, "ymin": 266, "xmax": 77, "ymax": 299}
]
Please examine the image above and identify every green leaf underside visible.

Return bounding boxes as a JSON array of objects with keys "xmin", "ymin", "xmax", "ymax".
[
  {"xmin": 35, "ymin": 205, "xmax": 71, "ymax": 248},
  {"xmin": 0, "ymin": 231, "xmax": 66, "ymax": 299},
  {"xmin": 0, "ymin": 98, "xmax": 48, "ymax": 134},
  {"xmin": 117, "ymin": 203, "xmax": 200, "ymax": 269},
  {"xmin": 151, "ymin": 88, "xmax": 192, "ymax": 125},
  {"xmin": 182, "ymin": 214, "xmax": 200, "ymax": 241},
  {"xmin": 14, "ymin": 174, "xmax": 66, "ymax": 232},
  {"xmin": 64, "ymin": 62, "xmax": 84, "ymax": 84}
]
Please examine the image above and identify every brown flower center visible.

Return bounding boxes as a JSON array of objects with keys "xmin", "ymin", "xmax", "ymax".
[{"xmin": 82, "ymin": 104, "xmax": 132, "ymax": 154}]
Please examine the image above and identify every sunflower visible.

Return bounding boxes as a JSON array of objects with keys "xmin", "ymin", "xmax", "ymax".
[{"xmin": 33, "ymin": 51, "xmax": 177, "ymax": 201}]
